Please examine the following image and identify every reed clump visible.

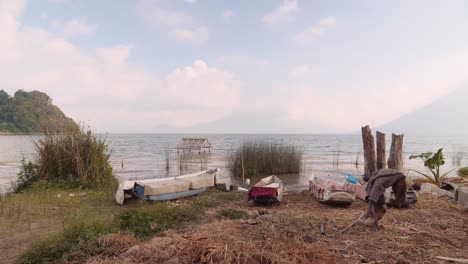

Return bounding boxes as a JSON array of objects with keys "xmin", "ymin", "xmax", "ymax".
[
  {"xmin": 15, "ymin": 125, "xmax": 117, "ymax": 192},
  {"xmin": 229, "ymin": 141, "xmax": 303, "ymax": 177}
]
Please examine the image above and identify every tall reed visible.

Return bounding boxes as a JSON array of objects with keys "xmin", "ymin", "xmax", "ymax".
[
  {"xmin": 229, "ymin": 141, "xmax": 303, "ymax": 177},
  {"xmin": 32, "ymin": 125, "xmax": 117, "ymax": 190}
]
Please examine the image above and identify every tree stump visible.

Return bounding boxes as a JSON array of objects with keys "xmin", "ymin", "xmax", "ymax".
[
  {"xmin": 376, "ymin": 131, "xmax": 386, "ymax": 170},
  {"xmin": 387, "ymin": 134, "xmax": 404, "ymax": 172},
  {"xmin": 361, "ymin": 125, "xmax": 377, "ymax": 181}
]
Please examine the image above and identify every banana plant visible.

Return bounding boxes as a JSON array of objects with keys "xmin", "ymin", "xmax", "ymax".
[{"xmin": 409, "ymin": 148, "xmax": 453, "ymax": 186}]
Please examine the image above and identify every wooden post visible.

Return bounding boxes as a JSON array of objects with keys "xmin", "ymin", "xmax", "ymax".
[
  {"xmin": 361, "ymin": 125, "xmax": 377, "ymax": 181},
  {"xmin": 376, "ymin": 131, "xmax": 386, "ymax": 170},
  {"xmin": 387, "ymin": 133, "xmax": 404, "ymax": 172}
]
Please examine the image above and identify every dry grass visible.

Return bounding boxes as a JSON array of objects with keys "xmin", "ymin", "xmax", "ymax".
[{"xmin": 83, "ymin": 192, "xmax": 468, "ymax": 264}]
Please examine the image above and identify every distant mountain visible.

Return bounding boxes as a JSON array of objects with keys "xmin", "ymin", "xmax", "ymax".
[
  {"xmin": 377, "ymin": 87, "xmax": 468, "ymax": 135},
  {"xmin": 154, "ymin": 111, "xmax": 334, "ymax": 134},
  {"xmin": 0, "ymin": 90, "xmax": 77, "ymax": 134}
]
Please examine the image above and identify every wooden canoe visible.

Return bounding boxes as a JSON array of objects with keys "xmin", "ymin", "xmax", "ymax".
[{"xmin": 116, "ymin": 169, "xmax": 218, "ymax": 204}]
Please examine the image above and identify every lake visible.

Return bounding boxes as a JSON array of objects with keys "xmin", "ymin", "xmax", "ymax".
[{"xmin": 1, "ymin": 134, "xmax": 467, "ymax": 194}]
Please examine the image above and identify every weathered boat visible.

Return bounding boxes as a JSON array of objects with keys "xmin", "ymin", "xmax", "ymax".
[
  {"xmin": 248, "ymin": 175, "xmax": 283, "ymax": 205},
  {"xmin": 115, "ymin": 169, "xmax": 219, "ymax": 205},
  {"xmin": 309, "ymin": 175, "xmax": 356, "ymax": 206}
]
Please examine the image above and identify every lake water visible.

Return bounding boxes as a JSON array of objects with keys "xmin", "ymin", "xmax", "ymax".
[{"xmin": 1, "ymin": 134, "xmax": 467, "ymax": 194}]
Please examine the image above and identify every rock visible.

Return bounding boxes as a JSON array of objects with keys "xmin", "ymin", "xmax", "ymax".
[
  {"xmin": 420, "ymin": 183, "xmax": 454, "ymax": 199},
  {"xmin": 257, "ymin": 209, "xmax": 269, "ymax": 215},
  {"xmin": 257, "ymin": 214, "xmax": 272, "ymax": 222},
  {"xmin": 78, "ymin": 192, "xmax": 87, "ymax": 197},
  {"xmin": 455, "ymin": 187, "xmax": 468, "ymax": 210},
  {"xmin": 303, "ymin": 234, "xmax": 316, "ymax": 243}
]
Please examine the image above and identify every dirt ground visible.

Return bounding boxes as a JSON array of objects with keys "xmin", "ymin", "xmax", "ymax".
[{"xmin": 85, "ymin": 191, "xmax": 468, "ymax": 264}]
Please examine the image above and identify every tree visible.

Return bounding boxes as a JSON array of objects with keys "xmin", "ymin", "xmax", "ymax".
[{"xmin": 409, "ymin": 148, "xmax": 453, "ymax": 186}]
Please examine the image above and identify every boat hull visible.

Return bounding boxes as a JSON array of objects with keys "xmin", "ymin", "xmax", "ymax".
[
  {"xmin": 309, "ymin": 177, "xmax": 356, "ymax": 206},
  {"xmin": 134, "ymin": 185, "xmax": 207, "ymax": 201},
  {"xmin": 248, "ymin": 175, "xmax": 284, "ymax": 205}
]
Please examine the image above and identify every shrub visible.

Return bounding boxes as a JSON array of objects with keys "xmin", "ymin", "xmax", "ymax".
[
  {"xmin": 409, "ymin": 148, "xmax": 454, "ymax": 186},
  {"xmin": 457, "ymin": 167, "xmax": 468, "ymax": 177},
  {"xmin": 32, "ymin": 124, "xmax": 117, "ymax": 191},
  {"xmin": 217, "ymin": 209, "xmax": 249, "ymax": 220},
  {"xmin": 229, "ymin": 141, "xmax": 303, "ymax": 177},
  {"xmin": 17, "ymin": 222, "xmax": 114, "ymax": 264},
  {"xmin": 13, "ymin": 158, "xmax": 38, "ymax": 192},
  {"xmin": 117, "ymin": 203, "xmax": 202, "ymax": 240}
]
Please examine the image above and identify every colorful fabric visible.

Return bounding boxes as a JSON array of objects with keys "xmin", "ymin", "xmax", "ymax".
[{"xmin": 248, "ymin": 186, "xmax": 278, "ymax": 201}]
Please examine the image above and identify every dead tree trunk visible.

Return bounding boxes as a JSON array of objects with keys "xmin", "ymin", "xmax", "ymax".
[
  {"xmin": 376, "ymin": 131, "xmax": 386, "ymax": 170},
  {"xmin": 387, "ymin": 134, "xmax": 404, "ymax": 172},
  {"xmin": 361, "ymin": 125, "xmax": 376, "ymax": 181}
]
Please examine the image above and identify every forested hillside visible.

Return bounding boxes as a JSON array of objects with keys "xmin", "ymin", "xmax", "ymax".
[{"xmin": 0, "ymin": 90, "xmax": 77, "ymax": 134}]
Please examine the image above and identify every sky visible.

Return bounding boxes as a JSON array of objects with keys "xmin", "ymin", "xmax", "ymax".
[{"xmin": 1, "ymin": 0, "xmax": 467, "ymax": 133}]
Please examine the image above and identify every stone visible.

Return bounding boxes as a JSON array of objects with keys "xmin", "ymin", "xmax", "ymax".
[
  {"xmin": 455, "ymin": 187, "xmax": 468, "ymax": 210},
  {"xmin": 419, "ymin": 183, "xmax": 454, "ymax": 199}
]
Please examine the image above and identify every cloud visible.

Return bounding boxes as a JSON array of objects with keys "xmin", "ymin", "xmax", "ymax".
[
  {"xmin": 170, "ymin": 26, "xmax": 209, "ymax": 44},
  {"xmin": 294, "ymin": 16, "xmax": 336, "ymax": 43},
  {"xmin": 217, "ymin": 55, "xmax": 270, "ymax": 68},
  {"xmin": 136, "ymin": 0, "xmax": 209, "ymax": 44},
  {"xmin": 261, "ymin": 0, "xmax": 298, "ymax": 25},
  {"xmin": 0, "ymin": 1, "xmax": 240, "ymax": 131},
  {"xmin": 286, "ymin": 51, "xmax": 468, "ymax": 132},
  {"xmin": 223, "ymin": 9, "xmax": 233, "ymax": 23},
  {"xmin": 62, "ymin": 18, "xmax": 98, "ymax": 37},
  {"xmin": 289, "ymin": 65, "xmax": 312, "ymax": 77},
  {"xmin": 97, "ymin": 45, "xmax": 132, "ymax": 65},
  {"xmin": 183, "ymin": 0, "xmax": 197, "ymax": 3}
]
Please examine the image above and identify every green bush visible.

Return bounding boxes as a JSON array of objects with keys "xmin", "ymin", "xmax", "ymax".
[
  {"xmin": 32, "ymin": 125, "xmax": 118, "ymax": 191},
  {"xmin": 409, "ymin": 148, "xmax": 453, "ymax": 186},
  {"xmin": 217, "ymin": 209, "xmax": 249, "ymax": 220},
  {"xmin": 13, "ymin": 158, "xmax": 38, "ymax": 192},
  {"xmin": 457, "ymin": 167, "xmax": 468, "ymax": 177},
  {"xmin": 229, "ymin": 141, "xmax": 303, "ymax": 177},
  {"xmin": 16, "ymin": 222, "xmax": 114, "ymax": 264},
  {"xmin": 118, "ymin": 203, "xmax": 202, "ymax": 240}
]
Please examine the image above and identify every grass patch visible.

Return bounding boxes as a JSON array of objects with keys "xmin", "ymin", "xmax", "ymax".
[
  {"xmin": 457, "ymin": 167, "xmax": 468, "ymax": 177},
  {"xmin": 191, "ymin": 188, "xmax": 244, "ymax": 208},
  {"xmin": 117, "ymin": 203, "xmax": 203, "ymax": 240},
  {"xmin": 16, "ymin": 222, "xmax": 115, "ymax": 264},
  {"xmin": 217, "ymin": 209, "xmax": 249, "ymax": 220},
  {"xmin": 229, "ymin": 141, "xmax": 303, "ymax": 177}
]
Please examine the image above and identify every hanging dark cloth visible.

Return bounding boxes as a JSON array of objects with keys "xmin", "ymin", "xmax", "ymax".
[{"xmin": 364, "ymin": 168, "xmax": 407, "ymax": 225}]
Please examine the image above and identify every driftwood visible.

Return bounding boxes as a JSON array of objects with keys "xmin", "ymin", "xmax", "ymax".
[
  {"xmin": 387, "ymin": 134, "xmax": 404, "ymax": 172},
  {"xmin": 361, "ymin": 125, "xmax": 376, "ymax": 180},
  {"xmin": 376, "ymin": 131, "xmax": 386, "ymax": 170}
]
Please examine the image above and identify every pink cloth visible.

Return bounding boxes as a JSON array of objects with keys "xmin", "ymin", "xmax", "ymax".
[{"xmin": 248, "ymin": 186, "xmax": 278, "ymax": 201}]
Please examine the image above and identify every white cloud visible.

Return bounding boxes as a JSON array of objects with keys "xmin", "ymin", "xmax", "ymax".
[
  {"xmin": 0, "ymin": 1, "xmax": 240, "ymax": 131},
  {"xmin": 218, "ymin": 55, "xmax": 270, "ymax": 68},
  {"xmin": 136, "ymin": 0, "xmax": 209, "ymax": 44},
  {"xmin": 289, "ymin": 65, "xmax": 312, "ymax": 77},
  {"xmin": 97, "ymin": 45, "xmax": 132, "ymax": 65},
  {"xmin": 223, "ymin": 9, "xmax": 233, "ymax": 23},
  {"xmin": 62, "ymin": 18, "xmax": 98, "ymax": 37},
  {"xmin": 261, "ymin": 0, "xmax": 298, "ymax": 25},
  {"xmin": 294, "ymin": 16, "xmax": 336, "ymax": 43},
  {"xmin": 170, "ymin": 26, "xmax": 209, "ymax": 44},
  {"xmin": 286, "ymin": 52, "xmax": 468, "ymax": 131},
  {"xmin": 183, "ymin": 0, "xmax": 197, "ymax": 4}
]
